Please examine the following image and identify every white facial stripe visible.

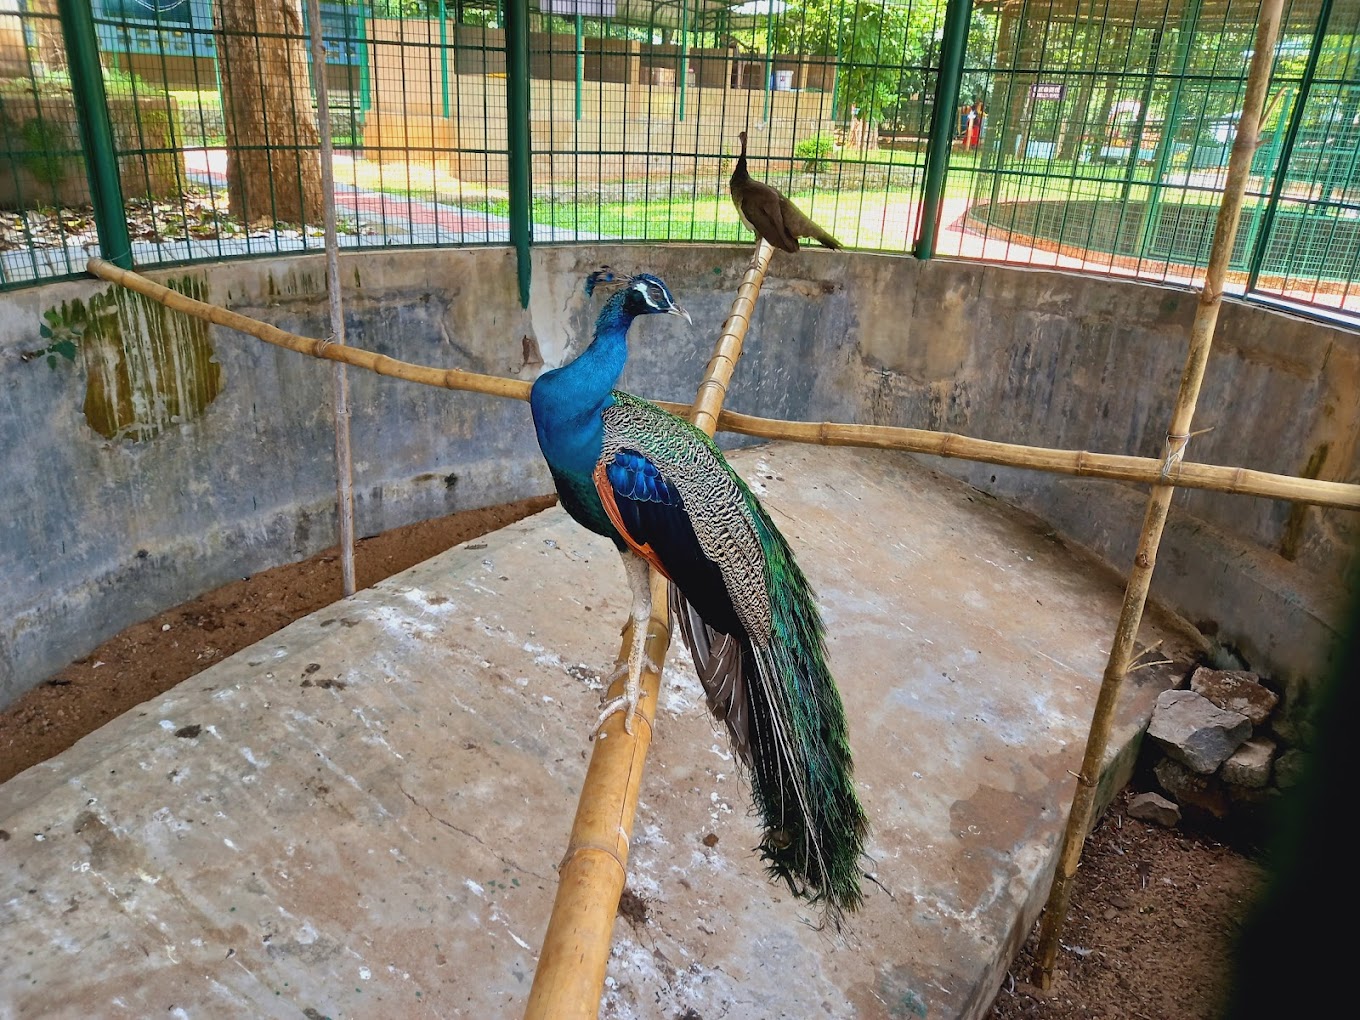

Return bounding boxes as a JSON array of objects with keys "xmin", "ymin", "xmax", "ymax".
[{"xmin": 634, "ymin": 279, "xmax": 661, "ymax": 308}]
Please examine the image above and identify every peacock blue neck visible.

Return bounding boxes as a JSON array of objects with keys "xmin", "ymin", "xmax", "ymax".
[{"xmin": 529, "ymin": 290, "xmax": 634, "ymax": 477}]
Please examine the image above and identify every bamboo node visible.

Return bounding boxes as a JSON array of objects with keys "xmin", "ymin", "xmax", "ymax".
[{"xmin": 557, "ymin": 839, "xmax": 628, "ymax": 876}]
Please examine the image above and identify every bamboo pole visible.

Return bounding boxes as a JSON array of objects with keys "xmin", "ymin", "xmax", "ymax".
[
  {"xmin": 691, "ymin": 239, "xmax": 777, "ymax": 433},
  {"xmin": 305, "ymin": 0, "xmax": 357, "ymax": 597},
  {"xmin": 524, "ymin": 239, "xmax": 777, "ymax": 1018},
  {"xmin": 85, "ymin": 258, "xmax": 532, "ymax": 400},
  {"xmin": 84, "ymin": 256, "xmax": 1360, "ymax": 512},
  {"xmin": 1030, "ymin": 0, "xmax": 1286, "ymax": 989}
]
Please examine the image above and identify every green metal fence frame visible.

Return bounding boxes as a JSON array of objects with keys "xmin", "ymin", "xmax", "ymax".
[{"xmin": 10, "ymin": 0, "xmax": 1359, "ymax": 321}]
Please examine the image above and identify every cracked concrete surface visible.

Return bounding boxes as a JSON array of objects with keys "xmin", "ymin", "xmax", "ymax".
[{"xmin": 0, "ymin": 444, "xmax": 1198, "ymax": 1019}]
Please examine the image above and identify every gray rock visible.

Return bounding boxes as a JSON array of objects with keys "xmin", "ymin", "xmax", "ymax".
[
  {"xmin": 1127, "ymin": 791, "xmax": 1181, "ymax": 827},
  {"xmin": 1147, "ymin": 689, "xmax": 1253, "ymax": 774},
  {"xmin": 1153, "ymin": 757, "xmax": 1231, "ymax": 819},
  {"xmin": 1189, "ymin": 667, "xmax": 1279, "ymax": 726},
  {"xmin": 1220, "ymin": 736, "xmax": 1275, "ymax": 789}
]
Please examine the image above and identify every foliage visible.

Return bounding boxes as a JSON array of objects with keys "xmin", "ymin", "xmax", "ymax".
[
  {"xmin": 775, "ymin": 0, "xmax": 947, "ymax": 125},
  {"xmin": 795, "ymin": 133, "xmax": 836, "ymax": 171},
  {"xmin": 18, "ymin": 118, "xmax": 75, "ymax": 187}
]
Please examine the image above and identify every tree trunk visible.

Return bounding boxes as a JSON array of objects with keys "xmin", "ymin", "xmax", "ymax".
[{"xmin": 212, "ymin": 0, "xmax": 323, "ymax": 226}]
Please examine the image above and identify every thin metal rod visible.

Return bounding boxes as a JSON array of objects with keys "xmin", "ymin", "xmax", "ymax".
[
  {"xmin": 85, "ymin": 256, "xmax": 1360, "ymax": 513},
  {"xmin": 575, "ymin": 14, "xmax": 584, "ymax": 121},
  {"xmin": 1137, "ymin": 0, "xmax": 1204, "ymax": 259},
  {"xmin": 524, "ymin": 240, "xmax": 774, "ymax": 1018},
  {"xmin": 306, "ymin": 0, "xmax": 357, "ymax": 598},
  {"xmin": 679, "ymin": 0, "xmax": 689, "ymax": 122},
  {"xmin": 915, "ymin": 0, "xmax": 974, "ymax": 259},
  {"xmin": 1031, "ymin": 0, "xmax": 1287, "ymax": 990}
]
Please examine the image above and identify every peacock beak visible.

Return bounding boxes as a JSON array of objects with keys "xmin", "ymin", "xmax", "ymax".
[{"xmin": 669, "ymin": 304, "xmax": 693, "ymax": 326}]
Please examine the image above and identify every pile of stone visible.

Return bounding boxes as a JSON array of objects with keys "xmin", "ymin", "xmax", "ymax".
[{"xmin": 1126, "ymin": 666, "xmax": 1308, "ymax": 829}]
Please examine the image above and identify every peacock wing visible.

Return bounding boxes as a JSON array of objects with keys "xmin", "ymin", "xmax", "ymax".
[
  {"xmin": 780, "ymin": 197, "xmax": 843, "ymax": 250},
  {"xmin": 737, "ymin": 181, "xmax": 801, "ymax": 253},
  {"xmin": 593, "ymin": 394, "xmax": 768, "ymax": 758}
]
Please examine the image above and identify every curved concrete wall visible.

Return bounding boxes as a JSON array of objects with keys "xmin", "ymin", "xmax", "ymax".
[{"xmin": 2, "ymin": 246, "xmax": 1355, "ymax": 731}]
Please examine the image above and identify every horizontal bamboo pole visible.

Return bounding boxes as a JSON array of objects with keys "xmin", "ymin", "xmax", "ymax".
[
  {"xmin": 699, "ymin": 409, "xmax": 1360, "ymax": 511},
  {"xmin": 86, "ymin": 257, "xmax": 1360, "ymax": 512},
  {"xmin": 86, "ymin": 257, "xmax": 533, "ymax": 402}
]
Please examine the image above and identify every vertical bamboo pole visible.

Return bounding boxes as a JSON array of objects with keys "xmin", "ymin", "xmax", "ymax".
[
  {"xmin": 306, "ymin": 0, "xmax": 357, "ymax": 597},
  {"xmin": 524, "ymin": 241, "xmax": 775, "ymax": 1019},
  {"xmin": 1031, "ymin": 0, "xmax": 1285, "ymax": 989}
]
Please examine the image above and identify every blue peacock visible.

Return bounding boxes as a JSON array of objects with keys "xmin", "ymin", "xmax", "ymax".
[{"xmin": 529, "ymin": 269, "xmax": 868, "ymax": 925}]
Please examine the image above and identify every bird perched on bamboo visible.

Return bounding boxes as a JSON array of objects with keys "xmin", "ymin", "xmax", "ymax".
[
  {"xmin": 529, "ymin": 269, "xmax": 868, "ymax": 927},
  {"xmin": 729, "ymin": 129, "xmax": 842, "ymax": 253}
]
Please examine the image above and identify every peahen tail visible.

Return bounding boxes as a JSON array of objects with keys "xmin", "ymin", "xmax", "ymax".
[
  {"xmin": 804, "ymin": 221, "xmax": 843, "ymax": 250},
  {"xmin": 673, "ymin": 490, "xmax": 868, "ymax": 929}
]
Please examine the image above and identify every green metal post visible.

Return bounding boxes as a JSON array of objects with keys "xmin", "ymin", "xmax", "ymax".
[
  {"xmin": 58, "ymin": 0, "xmax": 132, "ymax": 269},
  {"xmin": 915, "ymin": 0, "xmax": 973, "ymax": 259},
  {"xmin": 1137, "ymin": 0, "xmax": 1203, "ymax": 260},
  {"xmin": 440, "ymin": 0, "xmax": 451, "ymax": 119},
  {"xmin": 679, "ymin": 0, "xmax": 689, "ymax": 122},
  {"xmin": 1248, "ymin": 0, "xmax": 1333, "ymax": 291},
  {"xmin": 506, "ymin": 0, "xmax": 532, "ymax": 308},
  {"xmin": 830, "ymin": 16, "xmax": 843, "ymax": 121},
  {"xmin": 763, "ymin": 8, "xmax": 773, "ymax": 123},
  {"xmin": 575, "ymin": 14, "xmax": 584, "ymax": 121},
  {"xmin": 359, "ymin": 10, "xmax": 371, "ymax": 115}
]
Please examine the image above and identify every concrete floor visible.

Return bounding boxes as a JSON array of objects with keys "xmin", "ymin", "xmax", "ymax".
[{"xmin": 0, "ymin": 444, "xmax": 1199, "ymax": 1020}]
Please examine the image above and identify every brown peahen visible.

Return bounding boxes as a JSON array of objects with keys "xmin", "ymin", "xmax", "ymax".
[{"xmin": 729, "ymin": 130, "xmax": 843, "ymax": 253}]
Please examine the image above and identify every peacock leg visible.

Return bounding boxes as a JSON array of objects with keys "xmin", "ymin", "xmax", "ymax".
[{"xmin": 595, "ymin": 551, "xmax": 653, "ymax": 737}]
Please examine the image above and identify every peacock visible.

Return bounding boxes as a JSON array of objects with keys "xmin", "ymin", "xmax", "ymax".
[{"xmin": 528, "ymin": 269, "xmax": 868, "ymax": 926}]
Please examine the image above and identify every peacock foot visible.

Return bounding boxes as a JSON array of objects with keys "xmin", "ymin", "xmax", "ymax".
[{"xmin": 594, "ymin": 688, "xmax": 647, "ymax": 738}]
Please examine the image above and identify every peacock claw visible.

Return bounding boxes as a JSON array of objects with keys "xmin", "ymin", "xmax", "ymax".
[
  {"xmin": 602, "ymin": 654, "xmax": 660, "ymax": 686},
  {"xmin": 594, "ymin": 690, "xmax": 646, "ymax": 738}
]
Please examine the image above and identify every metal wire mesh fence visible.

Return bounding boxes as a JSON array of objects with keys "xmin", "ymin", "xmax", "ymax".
[{"xmin": 0, "ymin": 0, "xmax": 1356, "ymax": 318}]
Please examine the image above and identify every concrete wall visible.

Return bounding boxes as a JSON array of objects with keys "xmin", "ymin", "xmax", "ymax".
[{"xmin": 2, "ymin": 246, "xmax": 1355, "ymax": 734}]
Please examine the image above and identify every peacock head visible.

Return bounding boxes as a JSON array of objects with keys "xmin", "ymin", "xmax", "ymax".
[
  {"xmin": 589, "ymin": 269, "xmax": 691, "ymax": 326},
  {"xmin": 621, "ymin": 273, "xmax": 691, "ymax": 325}
]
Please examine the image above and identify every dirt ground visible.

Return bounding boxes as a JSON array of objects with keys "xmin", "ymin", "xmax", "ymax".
[{"xmin": 0, "ymin": 497, "xmax": 1266, "ymax": 1020}]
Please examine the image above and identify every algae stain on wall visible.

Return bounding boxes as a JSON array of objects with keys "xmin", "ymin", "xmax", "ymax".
[{"xmin": 36, "ymin": 278, "xmax": 223, "ymax": 441}]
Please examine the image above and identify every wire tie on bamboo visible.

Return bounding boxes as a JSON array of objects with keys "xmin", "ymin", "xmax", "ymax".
[
  {"xmin": 1160, "ymin": 426, "xmax": 1214, "ymax": 477},
  {"xmin": 1161, "ymin": 432, "xmax": 1191, "ymax": 476}
]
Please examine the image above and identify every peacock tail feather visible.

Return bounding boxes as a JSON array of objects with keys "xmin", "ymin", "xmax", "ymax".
[{"xmin": 731, "ymin": 467, "xmax": 867, "ymax": 926}]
